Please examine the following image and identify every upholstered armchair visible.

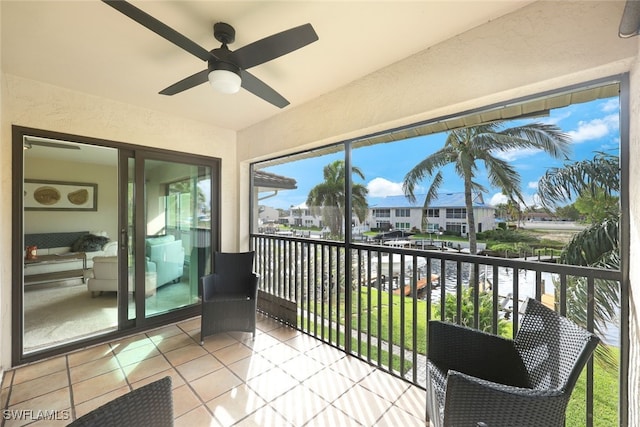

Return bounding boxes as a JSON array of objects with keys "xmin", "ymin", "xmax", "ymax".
[
  {"xmin": 200, "ymin": 251, "xmax": 259, "ymax": 344},
  {"xmin": 87, "ymin": 256, "xmax": 157, "ymax": 297},
  {"xmin": 425, "ymin": 298, "xmax": 600, "ymax": 427},
  {"xmin": 86, "ymin": 256, "xmax": 119, "ymax": 297}
]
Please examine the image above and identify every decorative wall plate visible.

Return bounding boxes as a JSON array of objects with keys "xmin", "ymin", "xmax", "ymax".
[
  {"xmin": 67, "ymin": 189, "xmax": 89, "ymax": 205},
  {"xmin": 33, "ymin": 186, "xmax": 61, "ymax": 205}
]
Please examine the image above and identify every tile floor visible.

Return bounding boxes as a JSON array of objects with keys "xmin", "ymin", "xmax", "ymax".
[{"xmin": 1, "ymin": 313, "xmax": 427, "ymax": 426}]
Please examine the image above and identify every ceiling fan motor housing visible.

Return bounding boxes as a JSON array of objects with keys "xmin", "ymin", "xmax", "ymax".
[
  {"xmin": 214, "ymin": 22, "xmax": 235, "ymax": 45},
  {"xmin": 208, "ymin": 48, "xmax": 241, "ymax": 77}
]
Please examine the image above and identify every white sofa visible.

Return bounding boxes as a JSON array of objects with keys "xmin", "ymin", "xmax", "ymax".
[{"xmin": 24, "ymin": 231, "xmax": 117, "ymax": 282}]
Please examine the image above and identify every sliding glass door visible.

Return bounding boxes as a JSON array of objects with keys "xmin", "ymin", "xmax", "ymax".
[
  {"xmin": 14, "ymin": 126, "xmax": 219, "ymax": 365},
  {"xmin": 135, "ymin": 155, "xmax": 213, "ymax": 320},
  {"xmin": 21, "ymin": 138, "xmax": 120, "ymax": 354}
]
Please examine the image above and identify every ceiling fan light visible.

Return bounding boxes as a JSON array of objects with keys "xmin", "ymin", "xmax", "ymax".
[{"xmin": 208, "ymin": 69, "xmax": 241, "ymax": 94}]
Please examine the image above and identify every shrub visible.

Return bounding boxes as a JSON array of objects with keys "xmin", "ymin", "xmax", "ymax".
[
  {"xmin": 433, "ymin": 288, "xmax": 511, "ymax": 336},
  {"xmin": 477, "ymin": 228, "xmax": 537, "ymax": 243}
]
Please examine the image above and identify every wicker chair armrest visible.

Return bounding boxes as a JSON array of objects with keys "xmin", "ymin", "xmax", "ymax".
[
  {"xmin": 248, "ymin": 273, "xmax": 259, "ymax": 298},
  {"xmin": 428, "ymin": 321, "xmax": 529, "ymax": 387},
  {"xmin": 67, "ymin": 376, "xmax": 173, "ymax": 427},
  {"xmin": 443, "ymin": 370, "xmax": 567, "ymax": 427}
]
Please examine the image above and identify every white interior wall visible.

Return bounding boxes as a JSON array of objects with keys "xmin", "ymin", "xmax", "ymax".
[
  {"xmin": 24, "ymin": 157, "xmax": 118, "ymax": 239},
  {"xmin": 0, "ymin": 2, "xmax": 5, "ymax": 384},
  {"xmin": 0, "ymin": 75, "xmax": 237, "ymax": 370}
]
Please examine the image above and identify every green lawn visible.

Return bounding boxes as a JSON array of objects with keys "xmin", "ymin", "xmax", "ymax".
[{"xmin": 565, "ymin": 346, "xmax": 620, "ymax": 426}]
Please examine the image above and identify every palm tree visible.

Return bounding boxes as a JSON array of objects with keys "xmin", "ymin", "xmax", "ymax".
[
  {"xmin": 537, "ymin": 152, "xmax": 620, "ymax": 367},
  {"xmin": 506, "ymin": 198, "xmax": 523, "ymax": 228},
  {"xmin": 403, "ymin": 122, "xmax": 571, "ymax": 255},
  {"xmin": 306, "ymin": 160, "xmax": 369, "ymax": 238},
  {"xmin": 537, "ymin": 152, "xmax": 619, "ymax": 267}
]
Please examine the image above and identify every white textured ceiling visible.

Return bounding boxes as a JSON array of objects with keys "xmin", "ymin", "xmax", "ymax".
[{"xmin": 2, "ymin": 1, "xmax": 533, "ymax": 131}]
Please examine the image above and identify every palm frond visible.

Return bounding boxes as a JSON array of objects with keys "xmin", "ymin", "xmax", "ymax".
[
  {"xmin": 560, "ymin": 215, "xmax": 619, "ymax": 266},
  {"xmin": 497, "ymin": 123, "xmax": 572, "ymax": 159},
  {"xmin": 560, "ymin": 271, "xmax": 620, "ymax": 371},
  {"xmin": 424, "ymin": 171, "xmax": 444, "ymax": 208},
  {"xmin": 402, "ymin": 148, "xmax": 453, "ymax": 202},
  {"xmin": 352, "ymin": 183, "xmax": 369, "ymax": 221},
  {"xmin": 351, "ymin": 165, "xmax": 366, "ymax": 181},
  {"xmin": 483, "ymin": 155, "xmax": 525, "ymax": 204},
  {"xmin": 537, "ymin": 153, "xmax": 620, "ymax": 207}
]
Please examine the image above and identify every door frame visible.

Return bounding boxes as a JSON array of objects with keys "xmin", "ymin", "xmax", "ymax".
[{"xmin": 11, "ymin": 126, "xmax": 220, "ymax": 366}]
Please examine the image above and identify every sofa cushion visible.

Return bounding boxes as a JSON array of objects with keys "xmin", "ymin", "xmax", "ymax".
[
  {"xmin": 25, "ymin": 231, "xmax": 89, "ymax": 249},
  {"xmin": 103, "ymin": 241, "xmax": 118, "ymax": 256},
  {"xmin": 72, "ymin": 234, "xmax": 110, "ymax": 252}
]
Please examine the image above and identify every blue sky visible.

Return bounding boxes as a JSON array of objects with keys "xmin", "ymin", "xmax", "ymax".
[{"xmin": 259, "ymin": 96, "xmax": 620, "ymax": 210}]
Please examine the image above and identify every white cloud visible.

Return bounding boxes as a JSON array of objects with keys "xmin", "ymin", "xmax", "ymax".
[
  {"xmin": 542, "ymin": 110, "xmax": 572, "ymax": 126},
  {"xmin": 489, "ymin": 193, "xmax": 508, "ymax": 206},
  {"xmin": 496, "ymin": 111, "xmax": 619, "ymax": 158},
  {"xmin": 493, "ymin": 147, "xmax": 541, "ymax": 162},
  {"xmin": 527, "ymin": 181, "xmax": 539, "ymax": 190},
  {"xmin": 489, "ymin": 192, "xmax": 540, "ymax": 208},
  {"xmin": 601, "ymin": 99, "xmax": 619, "ymax": 113},
  {"xmin": 367, "ymin": 177, "xmax": 405, "ymax": 197},
  {"xmin": 567, "ymin": 114, "xmax": 619, "ymax": 143}
]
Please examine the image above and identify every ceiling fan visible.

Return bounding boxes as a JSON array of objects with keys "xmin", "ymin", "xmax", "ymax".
[
  {"xmin": 102, "ymin": 0, "xmax": 319, "ymax": 108},
  {"xmin": 23, "ymin": 137, "xmax": 80, "ymax": 150}
]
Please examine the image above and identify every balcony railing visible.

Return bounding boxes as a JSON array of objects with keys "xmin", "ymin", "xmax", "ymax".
[{"xmin": 251, "ymin": 233, "xmax": 625, "ymax": 427}]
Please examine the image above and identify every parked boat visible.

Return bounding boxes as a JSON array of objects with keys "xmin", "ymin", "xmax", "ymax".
[{"xmin": 393, "ymin": 274, "xmax": 440, "ymax": 296}]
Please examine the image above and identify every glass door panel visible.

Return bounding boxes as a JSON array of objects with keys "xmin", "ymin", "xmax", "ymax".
[
  {"xmin": 22, "ymin": 139, "xmax": 120, "ymax": 353},
  {"xmin": 143, "ymin": 158, "xmax": 211, "ymax": 318},
  {"xmin": 14, "ymin": 127, "xmax": 218, "ymax": 364},
  {"xmin": 127, "ymin": 156, "xmax": 136, "ymax": 321}
]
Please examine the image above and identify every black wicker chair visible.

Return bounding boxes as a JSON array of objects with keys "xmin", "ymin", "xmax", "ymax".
[
  {"xmin": 425, "ymin": 298, "xmax": 600, "ymax": 427},
  {"xmin": 200, "ymin": 251, "xmax": 259, "ymax": 344},
  {"xmin": 67, "ymin": 376, "xmax": 173, "ymax": 427}
]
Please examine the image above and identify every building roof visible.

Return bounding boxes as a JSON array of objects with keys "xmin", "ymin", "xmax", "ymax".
[
  {"xmin": 369, "ymin": 192, "xmax": 490, "ymax": 209},
  {"xmin": 254, "ymin": 170, "xmax": 297, "ymax": 191}
]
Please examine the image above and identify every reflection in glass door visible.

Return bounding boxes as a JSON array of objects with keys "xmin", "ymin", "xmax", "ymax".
[
  {"xmin": 141, "ymin": 158, "xmax": 212, "ymax": 318},
  {"xmin": 126, "ymin": 156, "xmax": 136, "ymax": 322},
  {"xmin": 22, "ymin": 139, "xmax": 120, "ymax": 353},
  {"xmin": 15, "ymin": 128, "xmax": 218, "ymax": 363}
]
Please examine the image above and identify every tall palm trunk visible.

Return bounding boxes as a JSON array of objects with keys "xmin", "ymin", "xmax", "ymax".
[
  {"xmin": 463, "ymin": 176, "xmax": 477, "ymax": 255},
  {"xmin": 463, "ymin": 177, "xmax": 478, "ymax": 289}
]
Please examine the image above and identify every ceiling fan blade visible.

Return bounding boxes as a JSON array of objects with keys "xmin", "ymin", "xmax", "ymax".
[
  {"xmin": 231, "ymin": 23, "xmax": 318, "ymax": 70},
  {"xmin": 159, "ymin": 69, "xmax": 209, "ymax": 95},
  {"xmin": 26, "ymin": 141, "xmax": 80, "ymax": 150},
  {"xmin": 102, "ymin": 0, "xmax": 213, "ymax": 62},
  {"xmin": 240, "ymin": 70, "xmax": 289, "ymax": 108}
]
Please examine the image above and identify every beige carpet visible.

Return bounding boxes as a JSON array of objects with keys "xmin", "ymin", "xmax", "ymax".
[
  {"xmin": 23, "ymin": 280, "xmax": 200, "ymax": 353},
  {"xmin": 24, "ymin": 282, "xmax": 118, "ymax": 352}
]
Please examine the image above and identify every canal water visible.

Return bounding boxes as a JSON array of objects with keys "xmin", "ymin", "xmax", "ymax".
[{"xmin": 411, "ymin": 260, "xmax": 618, "ymax": 346}]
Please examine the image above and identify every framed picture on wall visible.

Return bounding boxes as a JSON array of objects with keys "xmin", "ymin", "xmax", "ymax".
[{"xmin": 24, "ymin": 179, "xmax": 98, "ymax": 211}]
